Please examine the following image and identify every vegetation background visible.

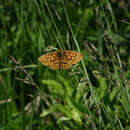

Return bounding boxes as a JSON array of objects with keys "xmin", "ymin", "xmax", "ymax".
[{"xmin": 0, "ymin": 0, "xmax": 130, "ymax": 129}]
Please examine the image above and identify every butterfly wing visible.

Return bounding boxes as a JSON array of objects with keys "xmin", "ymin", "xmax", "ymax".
[
  {"xmin": 60, "ymin": 50, "xmax": 83, "ymax": 70},
  {"xmin": 38, "ymin": 51, "xmax": 59, "ymax": 70},
  {"xmin": 59, "ymin": 55, "xmax": 72, "ymax": 70}
]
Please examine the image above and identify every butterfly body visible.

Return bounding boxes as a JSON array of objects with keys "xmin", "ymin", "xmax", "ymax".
[{"xmin": 38, "ymin": 50, "xmax": 82, "ymax": 70}]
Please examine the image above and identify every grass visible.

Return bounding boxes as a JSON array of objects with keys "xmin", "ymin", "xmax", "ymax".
[{"xmin": 0, "ymin": 0, "xmax": 130, "ymax": 129}]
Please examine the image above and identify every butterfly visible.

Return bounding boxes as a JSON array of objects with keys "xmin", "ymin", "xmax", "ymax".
[{"xmin": 38, "ymin": 49, "xmax": 83, "ymax": 70}]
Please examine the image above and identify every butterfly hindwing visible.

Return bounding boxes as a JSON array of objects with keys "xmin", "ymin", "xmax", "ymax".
[{"xmin": 59, "ymin": 54, "xmax": 71, "ymax": 70}]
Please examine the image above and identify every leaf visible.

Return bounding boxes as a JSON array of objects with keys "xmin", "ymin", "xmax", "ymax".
[
  {"xmin": 41, "ymin": 79, "xmax": 64, "ymax": 95},
  {"xmin": 109, "ymin": 87, "xmax": 118, "ymax": 101}
]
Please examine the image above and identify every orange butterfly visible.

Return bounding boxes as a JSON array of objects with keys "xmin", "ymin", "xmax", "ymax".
[{"xmin": 38, "ymin": 49, "xmax": 83, "ymax": 70}]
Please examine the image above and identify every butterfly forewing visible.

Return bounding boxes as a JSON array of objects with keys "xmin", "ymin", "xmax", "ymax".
[
  {"xmin": 38, "ymin": 51, "xmax": 59, "ymax": 70},
  {"xmin": 63, "ymin": 50, "xmax": 82, "ymax": 64},
  {"xmin": 59, "ymin": 50, "xmax": 83, "ymax": 70}
]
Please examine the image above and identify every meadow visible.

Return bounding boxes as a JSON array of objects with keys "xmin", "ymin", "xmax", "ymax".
[{"xmin": 0, "ymin": 0, "xmax": 130, "ymax": 129}]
